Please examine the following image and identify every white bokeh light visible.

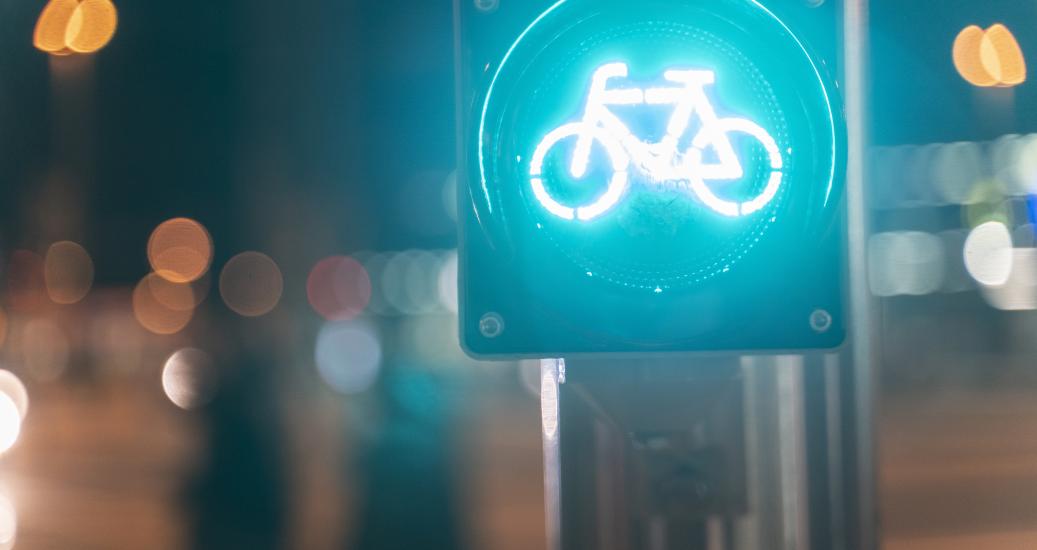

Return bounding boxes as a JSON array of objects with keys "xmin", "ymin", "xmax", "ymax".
[
  {"xmin": 403, "ymin": 251, "xmax": 441, "ymax": 314},
  {"xmin": 0, "ymin": 372, "xmax": 28, "ymax": 422},
  {"xmin": 315, "ymin": 321, "xmax": 382, "ymax": 395},
  {"xmin": 0, "ymin": 394, "xmax": 22, "ymax": 455},
  {"xmin": 162, "ymin": 349, "xmax": 218, "ymax": 410},
  {"xmin": 964, "ymin": 221, "xmax": 1014, "ymax": 286},
  {"xmin": 981, "ymin": 248, "xmax": 1037, "ymax": 311},
  {"xmin": 868, "ymin": 231, "xmax": 945, "ymax": 296},
  {"xmin": 381, "ymin": 251, "xmax": 415, "ymax": 315},
  {"xmin": 437, "ymin": 251, "xmax": 458, "ymax": 314},
  {"xmin": 1011, "ymin": 135, "xmax": 1037, "ymax": 194},
  {"xmin": 0, "ymin": 494, "xmax": 16, "ymax": 550},
  {"xmin": 932, "ymin": 142, "xmax": 983, "ymax": 204}
]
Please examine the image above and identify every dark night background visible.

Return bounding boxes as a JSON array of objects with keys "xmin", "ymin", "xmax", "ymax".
[{"xmin": 0, "ymin": 0, "xmax": 1034, "ymax": 548}]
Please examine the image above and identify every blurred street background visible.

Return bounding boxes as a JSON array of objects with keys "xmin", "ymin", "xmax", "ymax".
[{"xmin": 0, "ymin": 0, "xmax": 1036, "ymax": 548}]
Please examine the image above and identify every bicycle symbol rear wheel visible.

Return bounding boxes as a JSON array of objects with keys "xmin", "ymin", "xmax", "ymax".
[
  {"xmin": 529, "ymin": 122, "xmax": 631, "ymax": 222},
  {"xmin": 686, "ymin": 118, "xmax": 784, "ymax": 217}
]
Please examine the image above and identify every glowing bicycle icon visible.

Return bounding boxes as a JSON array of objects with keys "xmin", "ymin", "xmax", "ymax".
[{"xmin": 529, "ymin": 62, "xmax": 784, "ymax": 221}]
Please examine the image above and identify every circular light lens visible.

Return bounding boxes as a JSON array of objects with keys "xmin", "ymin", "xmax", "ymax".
[{"xmin": 477, "ymin": 0, "xmax": 840, "ymax": 292}]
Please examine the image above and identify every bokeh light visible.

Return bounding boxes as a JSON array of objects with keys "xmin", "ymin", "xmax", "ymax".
[
  {"xmin": 33, "ymin": 0, "xmax": 79, "ymax": 53},
  {"xmin": 982, "ymin": 248, "xmax": 1037, "ymax": 311},
  {"xmin": 133, "ymin": 274, "xmax": 194, "ymax": 335},
  {"xmin": 437, "ymin": 251, "xmax": 458, "ymax": 313},
  {"xmin": 1012, "ymin": 135, "xmax": 1037, "ymax": 195},
  {"xmin": 147, "ymin": 218, "xmax": 213, "ymax": 284},
  {"xmin": 868, "ymin": 232, "xmax": 945, "ymax": 297},
  {"xmin": 0, "ymin": 394, "xmax": 20, "ymax": 455},
  {"xmin": 33, "ymin": 0, "xmax": 117, "ymax": 55},
  {"xmin": 219, "ymin": 252, "xmax": 284, "ymax": 317},
  {"xmin": 964, "ymin": 182, "xmax": 1013, "ymax": 228},
  {"xmin": 162, "ymin": 348, "xmax": 218, "ymax": 410},
  {"xmin": 0, "ymin": 371, "xmax": 30, "ymax": 422},
  {"xmin": 7, "ymin": 251, "xmax": 46, "ymax": 313},
  {"xmin": 22, "ymin": 319, "xmax": 70, "ymax": 382},
  {"xmin": 307, "ymin": 256, "xmax": 372, "ymax": 321},
  {"xmin": 868, "ymin": 146, "xmax": 906, "ymax": 209},
  {"xmin": 902, "ymin": 143, "xmax": 939, "ymax": 206},
  {"xmin": 360, "ymin": 250, "xmax": 457, "ymax": 316},
  {"xmin": 403, "ymin": 250, "xmax": 441, "ymax": 314},
  {"xmin": 964, "ymin": 221, "xmax": 1014, "ymax": 286},
  {"xmin": 66, "ymin": 0, "xmax": 119, "ymax": 53},
  {"xmin": 870, "ymin": 135, "xmax": 1037, "ymax": 211},
  {"xmin": 980, "ymin": 24, "xmax": 1026, "ymax": 87},
  {"xmin": 315, "ymin": 321, "xmax": 382, "ymax": 395},
  {"xmin": 381, "ymin": 251, "xmax": 416, "ymax": 315},
  {"xmin": 932, "ymin": 142, "xmax": 983, "ymax": 204},
  {"xmin": 146, "ymin": 273, "xmax": 198, "ymax": 312},
  {"xmin": 953, "ymin": 24, "xmax": 1026, "ymax": 88},
  {"xmin": 44, "ymin": 241, "xmax": 94, "ymax": 305},
  {"xmin": 0, "ymin": 494, "xmax": 16, "ymax": 550},
  {"xmin": 381, "ymin": 250, "xmax": 444, "ymax": 315}
]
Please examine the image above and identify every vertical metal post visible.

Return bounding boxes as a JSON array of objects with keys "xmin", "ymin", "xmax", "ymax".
[
  {"xmin": 843, "ymin": 1, "xmax": 877, "ymax": 549},
  {"xmin": 824, "ymin": 353, "xmax": 847, "ymax": 550},
  {"xmin": 738, "ymin": 356, "xmax": 810, "ymax": 550},
  {"xmin": 777, "ymin": 356, "xmax": 810, "ymax": 550},
  {"xmin": 541, "ymin": 358, "xmax": 564, "ymax": 550}
]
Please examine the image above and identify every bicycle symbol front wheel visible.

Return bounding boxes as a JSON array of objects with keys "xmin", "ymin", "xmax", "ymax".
[
  {"xmin": 687, "ymin": 118, "xmax": 784, "ymax": 217},
  {"xmin": 529, "ymin": 122, "xmax": 631, "ymax": 222}
]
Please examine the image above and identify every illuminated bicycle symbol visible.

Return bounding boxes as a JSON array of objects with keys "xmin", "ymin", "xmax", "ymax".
[{"xmin": 529, "ymin": 62, "xmax": 784, "ymax": 221}]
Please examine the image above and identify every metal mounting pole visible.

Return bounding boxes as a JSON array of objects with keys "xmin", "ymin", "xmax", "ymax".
[
  {"xmin": 843, "ymin": 1, "xmax": 878, "ymax": 548},
  {"xmin": 541, "ymin": 358, "xmax": 565, "ymax": 550}
]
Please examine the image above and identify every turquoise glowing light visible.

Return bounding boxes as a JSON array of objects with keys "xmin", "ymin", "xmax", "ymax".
[
  {"xmin": 472, "ymin": 0, "xmax": 844, "ymax": 292},
  {"xmin": 477, "ymin": 0, "xmax": 838, "ymax": 215},
  {"xmin": 459, "ymin": 0, "xmax": 848, "ymax": 354},
  {"xmin": 529, "ymin": 62, "xmax": 783, "ymax": 220}
]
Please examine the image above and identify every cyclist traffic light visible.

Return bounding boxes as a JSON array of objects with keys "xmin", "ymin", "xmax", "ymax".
[{"xmin": 455, "ymin": 0, "xmax": 847, "ymax": 356}]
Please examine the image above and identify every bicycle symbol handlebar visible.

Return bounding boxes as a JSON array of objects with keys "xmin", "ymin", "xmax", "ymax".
[{"xmin": 529, "ymin": 62, "xmax": 784, "ymax": 221}]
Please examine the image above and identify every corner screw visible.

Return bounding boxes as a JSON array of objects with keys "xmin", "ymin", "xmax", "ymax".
[
  {"xmin": 479, "ymin": 312, "xmax": 505, "ymax": 338},
  {"xmin": 809, "ymin": 309, "xmax": 833, "ymax": 333}
]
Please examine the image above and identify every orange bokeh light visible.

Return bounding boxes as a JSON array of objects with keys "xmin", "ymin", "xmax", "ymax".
[
  {"xmin": 148, "ymin": 218, "xmax": 214, "ymax": 284},
  {"xmin": 953, "ymin": 24, "xmax": 1026, "ymax": 88},
  {"xmin": 7, "ymin": 251, "xmax": 46, "ymax": 313},
  {"xmin": 33, "ymin": 0, "xmax": 117, "ymax": 55},
  {"xmin": 133, "ymin": 274, "xmax": 194, "ymax": 335},
  {"xmin": 33, "ymin": 0, "xmax": 79, "ymax": 53},
  {"xmin": 44, "ymin": 241, "xmax": 94, "ymax": 305},
  {"xmin": 146, "ymin": 274, "xmax": 198, "ymax": 312}
]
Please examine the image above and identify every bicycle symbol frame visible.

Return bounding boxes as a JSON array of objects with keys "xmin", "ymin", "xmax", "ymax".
[{"xmin": 529, "ymin": 62, "xmax": 784, "ymax": 221}]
